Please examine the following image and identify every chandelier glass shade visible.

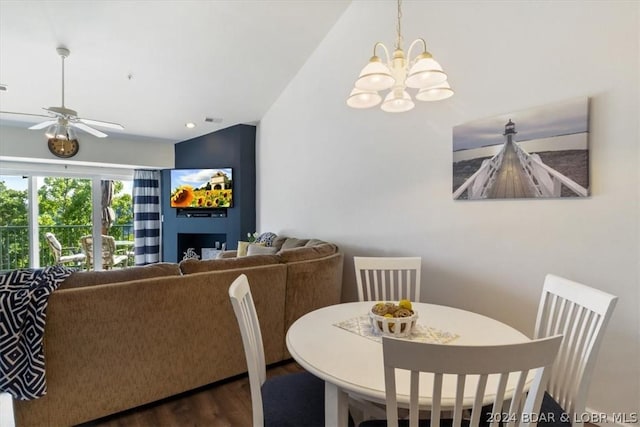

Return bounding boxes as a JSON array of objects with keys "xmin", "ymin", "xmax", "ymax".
[
  {"xmin": 347, "ymin": 0, "xmax": 453, "ymax": 112},
  {"xmin": 416, "ymin": 80, "xmax": 454, "ymax": 102},
  {"xmin": 347, "ymin": 88, "xmax": 383, "ymax": 109},
  {"xmin": 382, "ymin": 88, "xmax": 414, "ymax": 113}
]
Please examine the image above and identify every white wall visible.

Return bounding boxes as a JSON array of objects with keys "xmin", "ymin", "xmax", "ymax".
[
  {"xmin": 258, "ymin": 0, "xmax": 639, "ymax": 417},
  {"xmin": 0, "ymin": 125, "xmax": 175, "ymax": 169}
]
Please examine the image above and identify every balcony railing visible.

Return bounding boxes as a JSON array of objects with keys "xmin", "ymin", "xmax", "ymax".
[{"xmin": 0, "ymin": 224, "xmax": 133, "ymax": 271}]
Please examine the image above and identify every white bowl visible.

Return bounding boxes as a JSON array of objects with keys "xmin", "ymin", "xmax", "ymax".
[{"xmin": 368, "ymin": 309, "xmax": 418, "ymax": 338}]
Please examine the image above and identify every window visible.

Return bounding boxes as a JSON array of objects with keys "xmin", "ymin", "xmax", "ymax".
[
  {"xmin": 0, "ymin": 175, "xmax": 28, "ymax": 269},
  {"xmin": 0, "ymin": 164, "xmax": 134, "ymax": 271}
]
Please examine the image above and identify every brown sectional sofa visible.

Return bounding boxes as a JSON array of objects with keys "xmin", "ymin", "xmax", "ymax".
[{"xmin": 13, "ymin": 239, "xmax": 343, "ymax": 427}]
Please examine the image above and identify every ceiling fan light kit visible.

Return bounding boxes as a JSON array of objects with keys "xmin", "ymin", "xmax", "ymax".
[
  {"xmin": 346, "ymin": 0, "xmax": 453, "ymax": 113},
  {"xmin": 44, "ymin": 120, "xmax": 77, "ymax": 141},
  {"xmin": 0, "ymin": 46, "xmax": 124, "ymax": 156}
]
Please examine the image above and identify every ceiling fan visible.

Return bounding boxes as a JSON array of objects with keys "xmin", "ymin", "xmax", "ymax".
[{"xmin": 0, "ymin": 47, "xmax": 124, "ymax": 138}]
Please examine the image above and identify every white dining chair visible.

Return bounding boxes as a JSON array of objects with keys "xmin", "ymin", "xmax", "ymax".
[
  {"xmin": 359, "ymin": 335, "xmax": 563, "ymax": 427},
  {"xmin": 352, "ymin": 256, "xmax": 422, "ymax": 423},
  {"xmin": 354, "ymin": 257, "xmax": 422, "ymax": 302},
  {"xmin": 228, "ymin": 274, "xmax": 325, "ymax": 427},
  {"xmin": 0, "ymin": 392, "xmax": 15, "ymax": 427},
  {"xmin": 533, "ymin": 274, "xmax": 618, "ymax": 427}
]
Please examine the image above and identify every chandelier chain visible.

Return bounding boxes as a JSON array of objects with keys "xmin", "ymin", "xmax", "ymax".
[{"xmin": 396, "ymin": 0, "xmax": 403, "ymax": 50}]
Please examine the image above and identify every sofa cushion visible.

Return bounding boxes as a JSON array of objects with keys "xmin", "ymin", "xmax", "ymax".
[
  {"xmin": 272, "ymin": 235, "xmax": 288, "ymax": 251},
  {"xmin": 280, "ymin": 238, "xmax": 310, "ymax": 251},
  {"xmin": 277, "ymin": 243, "xmax": 338, "ymax": 263},
  {"xmin": 59, "ymin": 263, "xmax": 182, "ymax": 290},
  {"xmin": 179, "ymin": 254, "xmax": 280, "ymax": 274},
  {"xmin": 247, "ymin": 243, "xmax": 278, "ymax": 256},
  {"xmin": 304, "ymin": 239, "xmax": 327, "ymax": 247}
]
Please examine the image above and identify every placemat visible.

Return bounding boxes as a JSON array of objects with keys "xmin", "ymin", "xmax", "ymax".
[{"xmin": 334, "ymin": 314, "xmax": 459, "ymax": 344}]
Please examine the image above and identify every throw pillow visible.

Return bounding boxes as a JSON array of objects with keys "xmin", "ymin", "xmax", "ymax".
[
  {"xmin": 255, "ymin": 232, "xmax": 277, "ymax": 247},
  {"xmin": 237, "ymin": 241, "xmax": 250, "ymax": 257},
  {"xmin": 247, "ymin": 243, "xmax": 278, "ymax": 256}
]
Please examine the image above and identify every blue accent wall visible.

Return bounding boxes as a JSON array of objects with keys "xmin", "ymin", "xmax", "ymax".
[{"xmin": 161, "ymin": 124, "xmax": 256, "ymax": 262}]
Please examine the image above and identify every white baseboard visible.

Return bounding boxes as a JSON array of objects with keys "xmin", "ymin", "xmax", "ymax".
[{"xmin": 585, "ymin": 406, "xmax": 639, "ymax": 427}]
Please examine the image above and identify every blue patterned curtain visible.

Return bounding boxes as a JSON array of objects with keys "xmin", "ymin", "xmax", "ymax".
[{"xmin": 133, "ymin": 170, "xmax": 161, "ymax": 265}]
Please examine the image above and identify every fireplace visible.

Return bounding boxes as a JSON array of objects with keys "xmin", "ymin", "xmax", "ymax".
[{"xmin": 177, "ymin": 233, "xmax": 227, "ymax": 261}]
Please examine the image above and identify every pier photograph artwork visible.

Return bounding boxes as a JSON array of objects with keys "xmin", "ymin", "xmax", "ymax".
[{"xmin": 452, "ymin": 97, "xmax": 589, "ymax": 200}]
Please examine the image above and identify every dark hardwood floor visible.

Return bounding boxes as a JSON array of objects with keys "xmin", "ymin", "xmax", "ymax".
[
  {"xmin": 77, "ymin": 361, "xmax": 304, "ymax": 427},
  {"xmin": 77, "ymin": 362, "xmax": 600, "ymax": 427}
]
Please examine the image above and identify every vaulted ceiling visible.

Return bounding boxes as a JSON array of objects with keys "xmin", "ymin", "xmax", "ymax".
[{"xmin": 0, "ymin": 0, "xmax": 351, "ymax": 143}]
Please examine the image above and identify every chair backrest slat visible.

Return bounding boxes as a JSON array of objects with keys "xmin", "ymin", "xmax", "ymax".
[
  {"xmin": 381, "ymin": 335, "xmax": 563, "ymax": 427},
  {"xmin": 410, "ymin": 371, "xmax": 420, "ymax": 427},
  {"xmin": 533, "ymin": 274, "xmax": 617, "ymax": 427},
  {"xmin": 354, "ymin": 257, "xmax": 422, "ymax": 302},
  {"xmin": 470, "ymin": 374, "xmax": 488, "ymax": 427},
  {"xmin": 489, "ymin": 373, "xmax": 509, "ymax": 427},
  {"xmin": 453, "ymin": 375, "xmax": 466, "ymax": 427},
  {"xmin": 384, "ymin": 357, "xmax": 399, "ymax": 427},
  {"xmin": 505, "ymin": 369, "xmax": 528, "ymax": 427},
  {"xmin": 229, "ymin": 274, "xmax": 267, "ymax": 427}
]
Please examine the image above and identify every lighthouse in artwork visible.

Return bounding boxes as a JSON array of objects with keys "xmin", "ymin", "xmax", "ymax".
[{"xmin": 503, "ymin": 118, "xmax": 517, "ymax": 142}]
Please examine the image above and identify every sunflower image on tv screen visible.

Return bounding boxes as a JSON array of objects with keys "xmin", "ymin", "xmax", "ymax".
[{"xmin": 170, "ymin": 168, "xmax": 233, "ymax": 208}]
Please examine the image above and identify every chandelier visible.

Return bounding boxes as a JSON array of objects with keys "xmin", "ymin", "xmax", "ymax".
[{"xmin": 347, "ymin": 0, "xmax": 453, "ymax": 113}]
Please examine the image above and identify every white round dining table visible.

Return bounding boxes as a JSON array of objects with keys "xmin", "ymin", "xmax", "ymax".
[{"xmin": 286, "ymin": 301, "xmax": 531, "ymax": 427}]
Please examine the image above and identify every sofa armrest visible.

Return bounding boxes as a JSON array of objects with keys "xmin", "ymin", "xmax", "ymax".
[{"xmin": 282, "ymin": 252, "xmax": 344, "ymax": 358}]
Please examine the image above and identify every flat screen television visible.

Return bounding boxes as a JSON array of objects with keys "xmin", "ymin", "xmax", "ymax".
[{"xmin": 169, "ymin": 168, "xmax": 233, "ymax": 209}]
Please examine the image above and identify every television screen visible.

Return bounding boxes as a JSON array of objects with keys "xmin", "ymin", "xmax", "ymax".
[{"xmin": 170, "ymin": 168, "xmax": 233, "ymax": 208}]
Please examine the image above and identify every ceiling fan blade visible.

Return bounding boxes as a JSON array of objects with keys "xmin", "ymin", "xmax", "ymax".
[
  {"xmin": 78, "ymin": 117, "xmax": 124, "ymax": 130},
  {"xmin": 71, "ymin": 122, "xmax": 108, "ymax": 138},
  {"xmin": 28, "ymin": 120, "xmax": 58, "ymax": 130},
  {"xmin": 43, "ymin": 106, "xmax": 76, "ymax": 117},
  {"xmin": 0, "ymin": 110, "xmax": 54, "ymax": 119}
]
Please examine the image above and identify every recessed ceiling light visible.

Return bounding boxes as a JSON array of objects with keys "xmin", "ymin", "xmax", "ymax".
[{"xmin": 185, "ymin": 122, "xmax": 196, "ymax": 129}]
